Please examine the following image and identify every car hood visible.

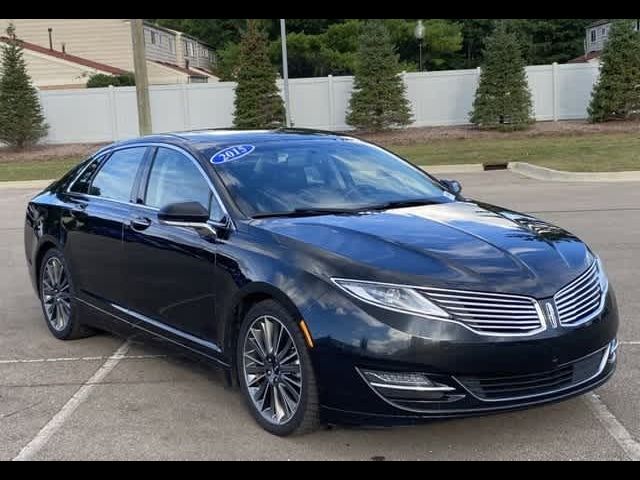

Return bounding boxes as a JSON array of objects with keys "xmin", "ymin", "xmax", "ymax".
[{"xmin": 254, "ymin": 200, "xmax": 594, "ymax": 299}]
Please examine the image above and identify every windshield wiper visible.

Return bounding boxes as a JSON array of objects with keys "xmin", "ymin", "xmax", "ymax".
[
  {"xmin": 363, "ymin": 198, "xmax": 443, "ymax": 211},
  {"xmin": 252, "ymin": 207, "xmax": 365, "ymax": 219}
]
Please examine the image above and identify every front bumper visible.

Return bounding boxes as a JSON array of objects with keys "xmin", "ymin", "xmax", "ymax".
[{"xmin": 303, "ymin": 286, "xmax": 619, "ymax": 426}]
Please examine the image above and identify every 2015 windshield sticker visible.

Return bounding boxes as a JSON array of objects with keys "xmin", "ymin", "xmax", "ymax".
[{"xmin": 211, "ymin": 145, "xmax": 255, "ymax": 164}]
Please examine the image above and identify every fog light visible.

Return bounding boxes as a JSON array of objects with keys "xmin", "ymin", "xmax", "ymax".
[
  {"xmin": 359, "ymin": 368, "xmax": 458, "ymax": 401},
  {"xmin": 363, "ymin": 370, "xmax": 439, "ymax": 387}
]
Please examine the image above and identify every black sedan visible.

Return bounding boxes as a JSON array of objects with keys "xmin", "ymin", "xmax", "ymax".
[{"xmin": 24, "ymin": 129, "xmax": 619, "ymax": 436}]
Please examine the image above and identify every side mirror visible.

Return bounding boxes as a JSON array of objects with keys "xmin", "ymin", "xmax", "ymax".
[
  {"xmin": 158, "ymin": 201, "xmax": 217, "ymax": 236},
  {"xmin": 440, "ymin": 179, "xmax": 462, "ymax": 195}
]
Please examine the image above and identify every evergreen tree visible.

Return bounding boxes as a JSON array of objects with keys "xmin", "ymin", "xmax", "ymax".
[
  {"xmin": 233, "ymin": 20, "xmax": 285, "ymax": 128},
  {"xmin": 470, "ymin": 23, "xmax": 533, "ymax": 131},
  {"xmin": 346, "ymin": 21, "xmax": 412, "ymax": 131},
  {"xmin": 588, "ymin": 20, "xmax": 640, "ymax": 122},
  {"xmin": 0, "ymin": 23, "xmax": 48, "ymax": 149}
]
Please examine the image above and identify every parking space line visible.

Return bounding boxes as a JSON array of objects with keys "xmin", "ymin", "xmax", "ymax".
[
  {"xmin": 586, "ymin": 393, "xmax": 640, "ymax": 461},
  {"xmin": 0, "ymin": 353, "xmax": 167, "ymax": 365},
  {"xmin": 620, "ymin": 341, "xmax": 640, "ymax": 345},
  {"xmin": 12, "ymin": 341, "xmax": 131, "ymax": 461}
]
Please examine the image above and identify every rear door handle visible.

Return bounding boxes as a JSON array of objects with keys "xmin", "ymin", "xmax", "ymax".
[{"xmin": 130, "ymin": 216, "xmax": 152, "ymax": 231}]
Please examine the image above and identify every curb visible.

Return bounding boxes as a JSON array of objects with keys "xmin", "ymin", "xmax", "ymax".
[
  {"xmin": 0, "ymin": 179, "xmax": 54, "ymax": 190},
  {"xmin": 420, "ymin": 164, "xmax": 484, "ymax": 174},
  {"xmin": 509, "ymin": 162, "xmax": 640, "ymax": 182}
]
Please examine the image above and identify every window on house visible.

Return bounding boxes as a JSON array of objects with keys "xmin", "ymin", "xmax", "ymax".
[
  {"xmin": 601, "ymin": 27, "xmax": 606, "ymax": 37},
  {"xmin": 150, "ymin": 31, "xmax": 157, "ymax": 45},
  {"xmin": 189, "ymin": 43, "xmax": 195, "ymax": 57},
  {"xmin": 591, "ymin": 30, "xmax": 596, "ymax": 42}
]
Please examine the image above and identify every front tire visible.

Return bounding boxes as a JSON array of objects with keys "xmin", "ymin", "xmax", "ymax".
[
  {"xmin": 237, "ymin": 300, "xmax": 320, "ymax": 436},
  {"xmin": 39, "ymin": 248, "xmax": 95, "ymax": 340}
]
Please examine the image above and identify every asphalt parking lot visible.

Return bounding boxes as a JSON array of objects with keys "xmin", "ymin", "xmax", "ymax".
[{"xmin": 1, "ymin": 170, "xmax": 639, "ymax": 460}]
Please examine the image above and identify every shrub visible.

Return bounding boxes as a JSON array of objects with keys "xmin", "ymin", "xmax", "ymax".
[
  {"xmin": 0, "ymin": 23, "xmax": 48, "ymax": 149},
  {"xmin": 86, "ymin": 72, "xmax": 135, "ymax": 88},
  {"xmin": 470, "ymin": 23, "xmax": 534, "ymax": 131},
  {"xmin": 346, "ymin": 21, "xmax": 412, "ymax": 132},
  {"xmin": 588, "ymin": 20, "xmax": 640, "ymax": 122},
  {"xmin": 233, "ymin": 20, "xmax": 285, "ymax": 128}
]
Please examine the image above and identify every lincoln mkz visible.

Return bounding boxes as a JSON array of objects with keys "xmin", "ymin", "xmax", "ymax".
[{"xmin": 24, "ymin": 129, "xmax": 619, "ymax": 435}]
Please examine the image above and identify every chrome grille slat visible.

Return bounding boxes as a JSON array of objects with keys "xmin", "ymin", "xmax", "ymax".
[
  {"xmin": 426, "ymin": 292, "xmax": 531, "ymax": 304},
  {"xmin": 463, "ymin": 319, "xmax": 541, "ymax": 325},
  {"xmin": 421, "ymin": 287, "xmax": 543, "ymax": 335},
  {"xmin": 560, "ymin": 297, "xmax": 601, "ymax": 323},
  {"xmin": 444, "ymin": 306, "xmax": 538, "ymax": 314},
  {"xmin": 464, "ymin": 324, "xmax": 540, "ymax": 330},
  {"xmin": 557, "ymin": 288, "xmax": 600, "ymax": 314},
  {"xmin": 453, "ymin": 312, "xmax": 539, "ymax": 319},
  {"xmin": 555, "ymin": 262, "xmax": 597, "ymax": 299},
  {"xmin": 557, "ymin": 274, "xmax": 598, "ymax": 303},
  {"xmin": 554, "ymin": 260, "xmax": 603, "ymax": 326}
]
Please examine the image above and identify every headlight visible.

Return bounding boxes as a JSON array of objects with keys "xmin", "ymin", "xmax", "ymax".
[
  {"xmin": 332, "ymin": 278, "xmax": 450, "ymax": 318},
  {"xmin": 596, "ymin": 256, "xmax": 609, "ymax": 294}
]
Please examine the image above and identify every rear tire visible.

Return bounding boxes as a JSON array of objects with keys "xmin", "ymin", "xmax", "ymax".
[
  {"xmin": 39, "ymin": 248, "xmax": 95, "ymax": 340},
  {"xmin": 237, "ymin": 299, "xmax": 320, "ymax": 436}
]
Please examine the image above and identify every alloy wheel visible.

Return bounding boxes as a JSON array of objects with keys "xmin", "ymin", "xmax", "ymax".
[
  {"xmin": 41, "ymin": 257, "xmax": 72, "ymax": 331},
  {"xmin": 242, "ymin": 315, "xmax": 302, "ymax": 425}
]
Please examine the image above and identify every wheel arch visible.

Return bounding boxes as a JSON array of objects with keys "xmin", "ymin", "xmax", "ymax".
[
  {"xmin": 223, "ymin": 282, "xmax": 306, "ymax": 367},
  {"xmin": 34, "ymin": 236, "xmax": 63, "ymax": 294}
]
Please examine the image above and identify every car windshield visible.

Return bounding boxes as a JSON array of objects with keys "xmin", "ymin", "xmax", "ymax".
[{"xmin": 209, "ymin": 138, "xmax": 449, "ymax": 218}]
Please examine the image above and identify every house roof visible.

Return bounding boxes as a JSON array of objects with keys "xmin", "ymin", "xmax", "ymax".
[
  {"xmin": 588, "ymin": 19, "xmax": 610, "ymax": 28},
  {"xmin": 0, "ymin": 36, "xmax": 127, "ymax": 75},
  {"xmin": 151, "ymin": 60, "xmax": 208, "ymax": 77},
  {"xmin": 567, "ymin": 51, "xmax": 601, "ymax": 63},
  {"xmin": 192, "ymin": 66, "xmax": 216, "ymax": 77}
]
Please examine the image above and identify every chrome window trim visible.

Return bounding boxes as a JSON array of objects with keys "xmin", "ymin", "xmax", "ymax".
[
  {"xmin": 454, "ymin": 342, "xmax": 612, "ymax": 403},
  {"xmin": 331, "ymin": 277, "xmax": 547, "ymax": 338},
  {"xmin": 64, "ymin": 142, "xmax": 234, "ymax": 231},
  {"xmin": 66, "ymin": 153, "xmax": 108, "ymax": 194}
]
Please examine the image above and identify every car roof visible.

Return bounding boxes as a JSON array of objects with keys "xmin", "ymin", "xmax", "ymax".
[{"xmin": 96, "ymin": 128, "xmax": 353, "ymax": 157}]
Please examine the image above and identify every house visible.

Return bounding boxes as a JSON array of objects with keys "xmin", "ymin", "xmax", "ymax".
[
  {"xmin": 0, "ymin": 19, "xmax": 219, "ymax": 89},
  {"xmin": 569, "ymin": 19, "xmax": 640, "ymax": 64}
]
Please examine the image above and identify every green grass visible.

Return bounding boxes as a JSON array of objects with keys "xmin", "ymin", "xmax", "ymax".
[
  {"xmin": 1, "ymin": 132, "xmax": 639, "ymax": 181},
  {"xmin": 391, "ymin": 132, "xmax": 640, "ymax": 172},
  {"xmin": 0, "ymin": 157, "xmax": 82, "ymax": 182}
]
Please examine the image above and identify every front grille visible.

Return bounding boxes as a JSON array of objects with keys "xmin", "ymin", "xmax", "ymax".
[
  {"xmin": 457, "ymin": 346, "xmax": 608, "ymax": 401},
  {"xmin": 555, "ymin": 261, "xmax": 603, "ymax": 326},
  {"xmin": 422, "ymin": 288, "xmax": 543, "ymax": 335}
]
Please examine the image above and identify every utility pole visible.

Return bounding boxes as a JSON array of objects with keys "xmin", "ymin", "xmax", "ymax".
[
  {"xmin": 130, "ymin": 19, "xmax": 152, "ymax": 135},
  {"xmin": 280, "ymin": 19, "xmax": 292, "ymax": 127}
]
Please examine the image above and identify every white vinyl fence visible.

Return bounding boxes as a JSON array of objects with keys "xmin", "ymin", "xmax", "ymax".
[{"xmin": 38, "ymin": 62, "xmax": 600, "ymax": 145}]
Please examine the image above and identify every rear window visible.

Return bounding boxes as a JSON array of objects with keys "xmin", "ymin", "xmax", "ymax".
[{"xmin": 89, "ymin": 147, "xmax": 147, "ymax": 202}]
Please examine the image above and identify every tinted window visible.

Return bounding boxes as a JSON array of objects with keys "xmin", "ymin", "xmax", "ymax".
[
  {"xmin": 69, "ymin": 155, "xmax": 104, "ymax": 194},
  {"xmin": 209, "ymin": 139, "xmax": 447, "ymax": 217},
  {"xmin": 89, "ymin": 147, "xmax": 147, "ymax": 201},
  {"xmin": 145, "ymin": 147, "xmax": 223, "ymax": 220}
]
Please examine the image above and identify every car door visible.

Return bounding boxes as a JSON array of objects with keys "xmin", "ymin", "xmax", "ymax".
[
  {"xmin": 122, "ymin": 145, "xmax": 226, "ymax": 351},
  {"xmin": 63, "ymin": 146, "xmax": 150, "ymax": 313}
]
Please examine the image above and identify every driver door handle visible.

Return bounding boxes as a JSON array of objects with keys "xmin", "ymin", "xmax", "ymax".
[
  {"xmin": 70, "ymin": 204, "xmax": 87, "ymax": 218},
  {"xmin": 130, "ymin": 216, "xmax": 152, "ymax": 231}
]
